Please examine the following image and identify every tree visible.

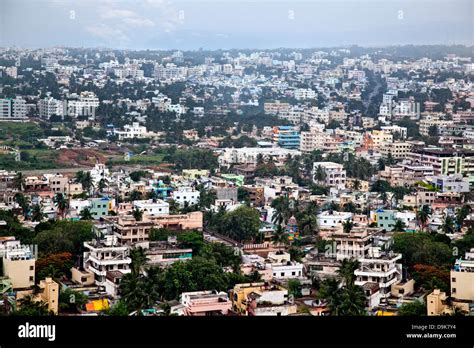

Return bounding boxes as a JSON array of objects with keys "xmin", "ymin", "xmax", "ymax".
[
  {"xmin": 59, "ymin": 288, "xmax": 88, "ymax": 313},
  {"xmin": 342, "ymin": 220, "xmax": 353, "ymax": 234},
  {"xmin": 221, "ymin": 205, "xmax": 261, "ymax": 242},
  {"xmin": 12, "ymin": 295, "xmax": 51, "ymax": 316},
  {"xmin": 53, "ymin": 193, "xmax": 69, "ymax": 219},
  {"xmin": 272, "ymin": 225, "xmax": 288, "ymax": 249},
  {"xmin": 398, "ymin": 300, "xmax": 426, "ymax": 316},
  {"xmin": 13, "ymin": 172, "xmax": 25, "ymax": 191},
  {"xmin": 97, "ymin": 178, "xmax": 107, "ymax": 193},
  {"xmin": 75, "ymin": 171, "xmax": 93, "ymax": 193},
  {"xmin": 412, "ymin": 264, "xmax": 450, "ymax": 292},
  {"xmin": 271, "ymin": 195, "xmax": 291, "ymax": 226},
  {"xmin": 31, "ymin": 204, "xmax": 44, "ymax": 222},
  {"xmin": 393, "ymin": 219, "xmax": 406, "ymax": 232},
  {"xmin": 455, "ymin": 205, "xmax": 471, "ymax": 230},
  {"xmin": 288, "ymin": 279, "xmax": 302, "ymax": 298},
  {"xmin": 314, "ymin": 165, "xmax": 327, "ymax": 184},
  {"xmin": 130, "ymin": 247, "xmax": 148, "ymax": 276},
  {"xmin": 14, "ymin": 193, "xmax": 30, "ymax": 219},
  {"xmin": 416, "ymin": 205, "xmax": 431, "ymax": 231},
  {"xmin": 439, "ymin": 214, "xmax": 455, "ymax": 234},
  {"xmin": 133, "ymin": 208, "xmax": 143, "ymax": 222},
  {"xmin": 337, "ymin": 259, "xmax": 359, "ymax": 287},
  {"xmin": 80, "ymin": 207, "xmax": 93, "ymax": 220},
  {"xmin": 36, "ymin": 252, "xmax": 74, "ymax": 280}
]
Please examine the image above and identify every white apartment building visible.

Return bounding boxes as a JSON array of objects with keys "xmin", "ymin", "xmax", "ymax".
[
  {"xmin": 171, "ymin": 187, "xmax": 200, "ymax": 207},
  {"xmin": 355, "ymin": 250, "xmax": 403, "ymax": 304},
  {"xmin": 38, "ymin": 97, "xmax": 65, "ymax": 119},
  {"xmin": 114, "ymin": 122, "xmax": 149, "ymax": 140},
  {"xmin": 83, "ymin": 237, "xmax": 131, "ymax": 286},
  {"xmin": 218, "ymin": 147, "xmax": 300, "ymax": 167},
  {"xmin": 317, "ymin": 211, "xmax": 353, "ymax": 229},
  {"xmin": 0, "ymin": 97, "xmax": 27, "ymax": 119},
  {"xmin": 294, "ymin": 88, "xmax": 317, "ymax": 100},
  {"xmin": 66, "ymin": 92, "xmax": 99, "ymax": 118},
  {"xmin": 313, "ymin": 162, "xmax": 346, "ymax": 189},
  {"xmin": 133, "ymin": 199, "xmax": 169, "ymax": 216}
]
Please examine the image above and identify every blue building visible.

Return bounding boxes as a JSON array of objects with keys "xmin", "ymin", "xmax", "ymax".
[{"xmin": 272, "ymin": 126, "xmax": 300, "ymax": 149}]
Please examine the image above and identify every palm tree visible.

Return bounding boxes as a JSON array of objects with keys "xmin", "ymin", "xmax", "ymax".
[
  {"xmin": 130, "ymin": 247, "xmax": 148, "ymax": 277},
  {"xmin": 97, "ymin": 178, "xmax": 107, "ymax": 193},
  {"xmin": 133, "ymin": 208, "xmax": 143, "ymax": 221},
  {"xmin": 13, "ymin": 172, "xmax": 25, "ymax": 191},
  {"xmin": 271, "ymin": 195, "xmax": 290, "ymax": 226},
  {"xmin": 14, "ymin": 193, "xmax": 30, "ymax": 220},
  {"xmin": 80, "ymin": 207, "xmax": 93, "ymax": 220},
  {"xmin": 337, "ymin": 259, "xmax": 360, "ymax": 287},
  {"xmin": 31, "ymin": 204, "xmax": 44, "ymax": 222},
  {"xmin": 393, "ymin": 219, "xmax": 406, "ymax": 232},
  {"xmin": 339, "ymin": 284, "xmax": 367, "ymax": 316},
  {"xmin": 76, "ymin": 171, "xmax": 93, "ymax": 193},
  {"xmin": 416, "ymin": 205, "xmax": 431, "ymax": 231},
  {"xmin": 314, "ymin": 165, "xmax": 327, "ymax": 184},
  {"xmin": 318, "ymin": 278, "xmax": 342, "ymax": 315},
  {"xmin": 272, "ymin": 225, "xmax": 288, "ymax": 249},
  {"xmin": 53, "ymin": 193, "xmax": 69, "ymax": 219},
  {"xmin": 455, "ymin": 205, "xmax": 471, "ymax": 231},
  {"xmin": 440, "ymin": 214, "xmax": 455, "ymax": 234},
  {"xmin": 342, "ymin": 220, "xmax": 353, "ymax": 234}
]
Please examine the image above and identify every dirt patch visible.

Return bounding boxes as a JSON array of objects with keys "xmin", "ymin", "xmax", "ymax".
[{"xmin": 57, "ymin": 148, "xmax": 107, "ymax": 167}]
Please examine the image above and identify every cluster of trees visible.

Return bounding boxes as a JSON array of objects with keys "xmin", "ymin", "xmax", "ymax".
[
  {"xmin": 114, "ymin": 242, "xmax": 260, "ymax": 315},
  {"xmin": 162, "ymin": 147, "xmax": 218, "ymax": 170},
  {"xmin": 205, "ymin": 205, "xmax": 261, "ymax": 243},
  {"xmin": 317, "ymin": 259, "xmax": 366, "ymax": 316}
]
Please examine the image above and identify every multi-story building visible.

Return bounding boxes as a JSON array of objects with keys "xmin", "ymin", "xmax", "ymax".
[
  {"xmin": 380, "ymin": 142, "xmax": 413, "ymax": 159},
  {"xmin": 230, "ymin": 282, "xmax": 297, "ymax": 316},
  {"xmin": 83, "ymin": 237, "xmax": 131, "ymax": 286},
  {"xmin": 133, "ymin": 199, "xmax": 169, "ymax": 216},
  {"xmin": 273, "ymin": 126, "xmax": 300, "ymax": 149},
  {"xmin": 1, "ymin": 242, "xmax": 35, "ymax": 289},
  {"xmin": 109, "ymin": 216, "xmax": 154, "ymax": 245},
  {"xmin": 171, "ymin": 187, "xmax": 200, "ymax": 207},
  {"xmin": 180, "ymin": 290, "xmax": 232, "ymax": 316},
  {"xmin": 408, "ymin": 147, "xmax": 474, "ymax": 178},
  {"xmin": 313, "ymin": 162, "xmax": 346, "ymax": 189},
  {"xmin": 38, "ymin": 97, "xmax": 65, "ymax": 119},
  {"xmin": 354, "ymin": 250, "xmax": 403, "ymax": 306},
  {"xmin": 0, "ymin": 97, "xmax": 27, "ymax": 119},
  {"xmin": 66, "ymin": 92, "xmax": 99, "ymax": 118},
  {"xmin": 451, "ymin": 252, "xmax": 474, "ymax": 302},
  {"xmin": 317, "ymin": 211, "xmax": 353, "ymax": 229}
]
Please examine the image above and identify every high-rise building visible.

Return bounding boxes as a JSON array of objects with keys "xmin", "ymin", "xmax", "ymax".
[{"xmin": 0, "ymin": 97, "xmax": 27, "ymax": 119}]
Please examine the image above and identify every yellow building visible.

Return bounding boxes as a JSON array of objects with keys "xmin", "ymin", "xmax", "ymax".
[
  {"xmin": 2, "ymin": 246, "xmax": 35, "ymax": 289},
  {"xmin": 451, "ymin": 258, "xmax": 474, "ymax": 301},
  {"xmin": 37, "ymin": 277, "xmax": 59, "ymax": 315},
  {"xmin": 230, "ymin": 282, "xmax": 289, "ymax": 315}
]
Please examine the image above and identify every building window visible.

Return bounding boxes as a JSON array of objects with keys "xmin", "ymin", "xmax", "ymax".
[
  {"xmin": 280, "ymin": 272, "xmax": 284, "ymax": 277},
  {"xmin": 452, "ymin": 278, "xmax": 456, "ymax": 282},
  {"xmin": 29, "ymin": 276, "xmax": 34, "ymax": 282},
  {"xmin": 452, "ymin": 288, "xmax": 456, "ymax": 293},
  {"xmin": 29, "ymin": 266, "xmax": 34, "ymax": 271}
]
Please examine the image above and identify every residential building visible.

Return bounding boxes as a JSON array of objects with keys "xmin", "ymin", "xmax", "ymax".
[{"xmin": 180, "ymin": 290, "xmax": 232, "ymax": 316}]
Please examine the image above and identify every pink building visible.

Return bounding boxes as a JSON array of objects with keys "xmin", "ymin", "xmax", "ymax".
[{"xmin": 180, "ymin": 291, "xmax": 231, "ymax": 316}]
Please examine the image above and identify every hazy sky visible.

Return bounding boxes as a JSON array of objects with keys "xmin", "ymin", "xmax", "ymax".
[{"xmin": 1, "ymin": 0, "xmax": 473, "ymax": 50}]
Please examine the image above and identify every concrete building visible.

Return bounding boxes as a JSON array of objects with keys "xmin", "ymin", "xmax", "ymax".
[
  {"xmin": 1, "ymin": 243, "xmax": 35, "ymax": 289},
  {"xmin": 180, "ymin": 290, "xmax": 232, "ymax": 316},
  {"xmin": 171, "ymin": 187, "xmax": 200, "ymax": 207},
  {"xmin": 313, "ymin": 162, "xmax": 346, "ymax": 189},
  {"xmin": 272, "ymin": 126, "xmax": 300, "ymax": 149},
  {"xmin": 83, "ymin": 237, "xmax": 131, "ymax": 286},
  {"xmin": 133, "ymin": 199, "xmax": 169, "ymax": 216}
]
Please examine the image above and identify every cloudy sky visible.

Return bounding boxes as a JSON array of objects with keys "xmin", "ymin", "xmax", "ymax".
[{"xmin": 1, "ymin": 0, "xmax": 473, "ymax": 49}]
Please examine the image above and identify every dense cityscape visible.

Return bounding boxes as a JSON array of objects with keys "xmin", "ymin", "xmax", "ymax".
[{"xmin": 0, "ymin": 44, "xmax": 473, "ymax": 320}]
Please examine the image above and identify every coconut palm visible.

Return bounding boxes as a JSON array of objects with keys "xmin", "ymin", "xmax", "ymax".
[
  {"xmin": 337, "ymin": 259, "xmax": 360, "ymax": 287},
  {"xmin": 133, "ymin": 208, "xmax": 143, "ymax": 221},
  {"xmin": 455, "ymin": 205, "xmax": 471, "ymax": 231},
  {"xmin": 31, "ymin": 203, "xmax": 44, "ymax": 222},
  {"xmin": 439, "ymin": 214, "xmax": 455, "ymax": 234},
  {"xmin": 80, "ymin": 207, "xmax": 93, "ymax": 220},
  {"xmin": 272, "ymin": 225, "xmax": 288, "ymax": 249},
  {"xmin": 393, "ymin": 219, "xmax": 406, "ymax": 232},
  {"xmin": 313, "ymin": 165, "xmax": 327, "ymax": 184},
  {"xmin": 416, "ymin": 205, "xmax": 431, "ymax": 231},
  {"xmin": 342, "ymin": 220, "xmax": 354, "ymax": 234},
  {"xmin": 53, "ymin": 193, "xmax": 69, "ymax": 219},
  {"xmin": 14, "ymin": 193, "xmax": 30, "ymax": 219}
]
